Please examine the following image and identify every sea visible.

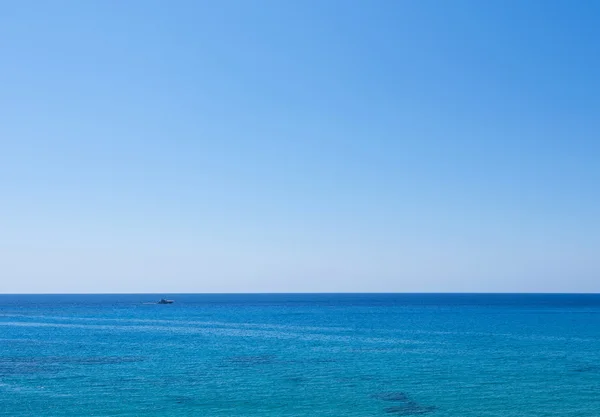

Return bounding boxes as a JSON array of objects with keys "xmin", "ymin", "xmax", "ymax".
[{"xmin": 1, "ymin": 293, "xmax": 599, "ymax": 416}]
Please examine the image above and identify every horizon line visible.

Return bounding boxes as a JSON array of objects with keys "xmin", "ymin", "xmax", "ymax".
[{"xmin": 1, "ymin": 291, "xmax": 599, "ymax": 295}]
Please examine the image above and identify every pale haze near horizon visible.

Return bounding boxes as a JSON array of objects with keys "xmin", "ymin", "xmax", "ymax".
[{"xmin": 1, "ymin": 1, "xmax": 599, "ymax": 294}]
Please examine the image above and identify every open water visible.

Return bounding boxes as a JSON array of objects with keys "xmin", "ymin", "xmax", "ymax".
[{"xmin": 1, "ymin": 293, "xmax": 599, "ymax": 416}]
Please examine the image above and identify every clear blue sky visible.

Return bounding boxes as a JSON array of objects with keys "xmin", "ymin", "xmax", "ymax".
[{"xmin": 1, "ymin": 0, "xmax": 599, "ymax": 293}]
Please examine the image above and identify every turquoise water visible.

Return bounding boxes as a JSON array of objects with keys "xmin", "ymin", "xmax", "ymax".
[{"xmin": 1, "ymin": 294, "xmax": 599, "ymax": 416}]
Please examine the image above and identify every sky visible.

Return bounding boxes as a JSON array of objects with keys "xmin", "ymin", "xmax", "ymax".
[{"xmin": 1, "ymin": 0, "xmax": 599, "ymax": 293}]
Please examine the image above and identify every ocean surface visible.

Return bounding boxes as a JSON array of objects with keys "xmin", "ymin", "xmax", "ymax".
[{"xmin": 1, "ymin": 293, "xmax": 599, "ymax": 416}]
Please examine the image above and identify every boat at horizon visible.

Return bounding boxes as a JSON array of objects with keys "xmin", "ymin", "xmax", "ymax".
[{"xmin": 157, "ymin": 298, "xmax": 174, "ymax": 304}]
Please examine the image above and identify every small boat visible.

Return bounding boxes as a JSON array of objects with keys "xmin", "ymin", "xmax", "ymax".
[{"xmin": 157, "ymin": 298, "xmax": 174, "ymax": 304}]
